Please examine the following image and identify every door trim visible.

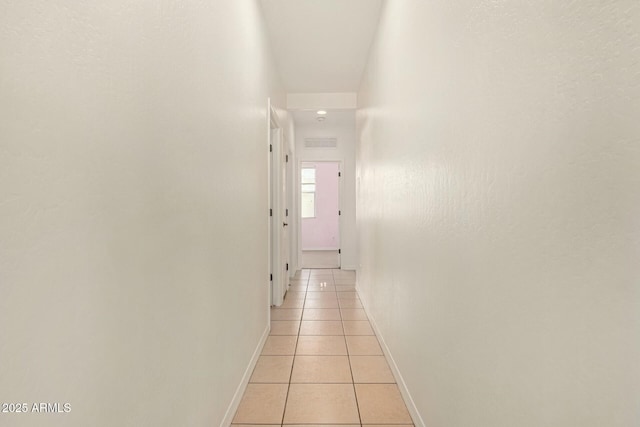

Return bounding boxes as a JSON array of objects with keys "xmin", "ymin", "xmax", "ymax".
[
  {"xmin": 297, "ymin": 159, "xmax": 343, "ymax": 269},
  {"xmin": 268, "ymin": 101, "xmax": 289, "ymax": 307}
]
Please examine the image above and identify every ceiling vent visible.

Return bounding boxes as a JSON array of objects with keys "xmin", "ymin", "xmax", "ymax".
[{"xmin": 304, "ymin": 137, "xmax": 337, "ymax": 149}]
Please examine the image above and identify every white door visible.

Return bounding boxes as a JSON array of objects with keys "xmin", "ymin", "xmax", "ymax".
[
  {"xmin": 270, "ymin": 128, "xmax": 290, "ymax": 306},
  {"xmin": 280, "ymin": 143, "xmax": 290, "ymax": 294}
]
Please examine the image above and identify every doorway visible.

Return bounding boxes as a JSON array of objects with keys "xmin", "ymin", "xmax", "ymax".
[
  {"xmin": 300, "ymin": 161, "xmax": 341, "ymax": 268},
  {"xmin": 268, "ymin": 102, "xmax": 291, "ymax": 307}
]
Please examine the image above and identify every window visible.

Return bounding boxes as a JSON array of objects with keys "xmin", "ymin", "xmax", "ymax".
[{"xmin": 301, "ymin": 167, "xmax": 316, "ymax": 218}]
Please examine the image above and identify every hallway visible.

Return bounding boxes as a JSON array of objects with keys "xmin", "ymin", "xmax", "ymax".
[
  {"xmin": 233, "ymin": 269, "xmax": 412, "ymax": 425},
  {"xmin": 1, "ymin": 1, "xmax": 639, "ymax": 426}
]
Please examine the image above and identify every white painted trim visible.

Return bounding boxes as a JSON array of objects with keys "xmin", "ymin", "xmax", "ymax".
[
  {"xmin": 219, "ymin": 325, "xmax": 270, "ymax": 427},
  {"xmin": 357, "ymin": 289, "xmax": 426, "ymax": 427},
  {"xmin": 301, "ymin": 247, "xmax": 339, "ymax": 251},
  {"xmin": 339, "ymin": 264, "xmax": 356, "ymax": 271},
  {"xmin": 267, "ymin": 99, "xmax": 274, "ymax": 308},
  {"xmin": 297, "ymin": 159, "xmax": 344, "ymax": 271}
]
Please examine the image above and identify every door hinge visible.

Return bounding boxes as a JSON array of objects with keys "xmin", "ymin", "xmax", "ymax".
[
  {"xmin": 270, "ymin": 208, "xmax": 273, "ymax": 217},
  {"xmin": 338, "ymin": 249, "xmax": 341, "ymax": 254},
  {"xmin": 269, "ymin": 144, "xmax": 272, "ymax": 152},
  {"xmin": 286, "ymin": 208, "xmax": 289, "ymax": 216},
  {"xmin": 338, "ymin": 210, "xmax": 341, "ymax": 216},
  {"xmin": 286, "ymin": 154, "xmax": 289, "ymax": 162},
  {"xmin": 270, "ymin": 274, "xmax": 273, "ymax": 281},
  {"xmin": 338, "ymin": 171, "xmax": 341, "ymax": 177},
  {"xmin": 286, "ymin": 263, "xmax": 289, "ymax": 271}
]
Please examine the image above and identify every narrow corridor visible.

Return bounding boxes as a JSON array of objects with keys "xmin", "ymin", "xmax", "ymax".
[{"xmin": 231, "ymin": 269, "xmax": 413, "ymax": 425}]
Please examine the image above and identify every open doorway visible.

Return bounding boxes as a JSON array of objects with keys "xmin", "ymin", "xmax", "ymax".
[{"xmin": 300, "ymin": 161, "xmax": 341, "ymax": 268}]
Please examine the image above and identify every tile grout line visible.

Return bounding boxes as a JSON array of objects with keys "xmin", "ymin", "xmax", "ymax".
[
  {"xmin": 280, "ymin": 273, "xmax": 307, "ymax": 426},
  {"xmin": 346, "ymin": 284, "xmax": 364, "ymax": 426}
]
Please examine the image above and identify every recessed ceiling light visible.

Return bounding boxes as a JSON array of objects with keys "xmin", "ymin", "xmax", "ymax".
[{"xmin": 317, "ymin": 110, "xmax": 327, "ymax": 115}]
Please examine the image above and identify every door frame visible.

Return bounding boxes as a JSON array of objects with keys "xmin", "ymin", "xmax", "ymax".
[
  {"xmin": 297, "ymin": 159, "xmax": 343, "ymax": 269},
  {"xmin": 268, "ymin": 100, "xmax": 290, "ymax": 307}
]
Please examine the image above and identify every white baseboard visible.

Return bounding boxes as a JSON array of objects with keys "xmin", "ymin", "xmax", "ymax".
[
  {"xmin": 302, "ymin": 248, "xmax": 339, "ymax": 251},
  {"xmin": 220, "ymin": 324, "xmax": 270, "ymax": 427},
  {"xmin": 357, "ymin": 288, "xmax": 426, "ymax": 427},
  {"xmin": 339, "ymin": 264, "xmax": 356, "ymax": 271}
]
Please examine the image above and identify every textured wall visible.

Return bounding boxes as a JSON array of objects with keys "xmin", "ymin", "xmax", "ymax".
[
  {"xmin": 0, "ymin": 1, "xmax": 283, "ymax": 426},
  {"xmin": 357, "ymin": 1, "xmax": 640, "ymax": 426}
]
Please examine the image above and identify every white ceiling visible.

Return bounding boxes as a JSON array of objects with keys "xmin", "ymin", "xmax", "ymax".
[
  {"xmin": 260, "ymin": 0, "xmax": 383, "ymax": 93},
  {"xmin": 292, "ymin": 110, "xmax": 355, "ymax": 127}
]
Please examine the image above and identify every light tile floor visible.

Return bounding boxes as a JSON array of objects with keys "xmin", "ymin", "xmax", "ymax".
[{"xmin": 232, "ymin": 268, "xmax": 414, "ymax": 426}]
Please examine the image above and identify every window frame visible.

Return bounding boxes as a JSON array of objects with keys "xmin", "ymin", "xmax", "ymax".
[{"xmin": 301, "ymin": 166, "xmax": 316, "ymax": 219}]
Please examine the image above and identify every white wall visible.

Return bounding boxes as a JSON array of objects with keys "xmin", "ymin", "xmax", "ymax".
[
  {"xmin": 287, "ymin": 92, "xmax": 357, "ymax": 110},
  {"xmin": 0, "ymin": 1, "xmax": 284, "ymax": 426},
  {"xmin": 295, "ymin": 113, "xmax": 357, "ymax": 270},
  {"xmin": 357, "ymin": 2, "xmax": 640, "ymax": 427}
]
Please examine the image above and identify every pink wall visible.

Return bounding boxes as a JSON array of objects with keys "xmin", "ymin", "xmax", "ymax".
[{"xmin": 301, "ymin": 162, "xmax": 340, "ymax": 250}]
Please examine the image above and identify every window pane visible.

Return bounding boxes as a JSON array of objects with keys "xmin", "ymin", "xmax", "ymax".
[
  {"xmin": 301, "ymin": 183, "xmax": 315, "ymax": 193},
  {"xmin": 301, "ymin": 168, "xmax": 316, "ymax": 184},
  {"xmin": 301, "ymin": 192, "xmax": 315, "ymax": 218}
]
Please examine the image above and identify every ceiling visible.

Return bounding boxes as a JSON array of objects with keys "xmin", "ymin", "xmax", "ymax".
[
  {"xmin": 292, "ymin": 110, "xmax": 355, "ymax": 127},
  {"xmin": 259, "ymin": 0, "xmax": 383, "ymax": 93}
]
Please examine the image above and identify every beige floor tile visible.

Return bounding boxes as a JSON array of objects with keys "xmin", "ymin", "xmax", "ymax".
[
  {"xmin": 280, "ymin": 298, "xmax": 305, "ymax": 309},
  {"xmin": 345, "ymin": 336, "xmax": 383, "ymax": 355},
  {"xmin": 262, "ymin": 336, "xmax": 297, "ymax": 355},
  {"xmin": 283, "ymin": 384, "xmax": 360, "ymax": 424},
  {"xmin": 303, "ymin": 308, "xmax": 341, "ymax": 320},
  {"xmin": 232, "ymin": 425, "xmax": 281, "ymax": 427},
  {"xmin": 343, "ymin": 320, "xmax": 374, "ymax": 335},
  {"xmin": 290, "ymin": 355, "xmax": 352, "ymax": 383},
  {"xmin": 270, "ymin": 321, "xmax": 300, "ymax": 336},
  {"xmin": 285, "ymin": 425, "xmax": 360, "ymax": 427},
  {"xmin": 350, "ymin": 356, "xmax": 395, "ymax": 383},
  {"xmin": 307, "ymin": 282, "xmax": 334, "ymax": 287},
  {"xmin": 336, "ymin": 285, "xmax": 357, "ymax": 292},
  {"xmin": 339, "ymin": 299, "xmax": 363, "ymax": 308},
  {"xmin": 271, "ymin": 308, "xmax": 303, "ymax": 321},
  {"xmin": 296, "ymin": 336, "xmax": 347, "ymax": 355},
  {"xmin": 356, "ymin": 384, "xmax": 413, "ymax": 424},
  {"xmin": 308, "ymin": 275, "xmax": 334, "ymax": 281},
  {"xmin": 341, "ymin": 308, "xmax": 368, "ymax": 320},
  {"xmin": 285, "ymin": 291, "xmax": 306, "ymax": 300},
  {"xmin": 309, "ymin": 271, "xmax": 334, "ymax": 277},
  {"xmin": 288, "ymin": 285, "xmax": 308, "ymax": 292},
  {"xmin": 250, "ymin": 356, "xmax": 294, "ymax": 383},
  {"xmin": 299, "ymin": 320, "xmax": 344, "ymax": 336},
  {"xmin": 232, "ymin": 383, "xmax": 288, "ymax": 424},
  {"xmin": 337, "ymin": 292, "xmax": 359, "ymax": 299},
  {"xmin": 308, "ymin": 275, "xmax": 334, "ymax": 280},
  {"xmin": 360, "ymin": 425, "xmax": 413, "ymax": 427},
  {"xmin": 304, "ymin": 299, "xmax": 340, "ymax": 309},
  {"xmin": 305, "ymin": 293, "xmax": 338, "ymax": 301},
  {"xmin": 307, "ymin": 285, "xmax": 337, "ymax": 292}
]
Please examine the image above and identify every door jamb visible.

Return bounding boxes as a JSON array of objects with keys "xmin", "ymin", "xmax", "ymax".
[{"xmin": 297, "ymin": 159, "xmax": 343, "ymax": 269}]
